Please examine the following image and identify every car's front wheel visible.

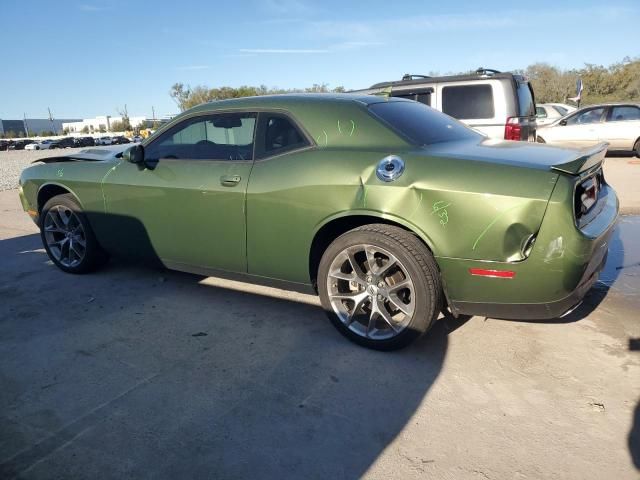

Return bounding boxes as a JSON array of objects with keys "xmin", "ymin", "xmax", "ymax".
[
  {"xmin": 318, "ymin": 224, "xmax": 443, "ymax": 350},
  {"xmin": 40, "ymin": 194, "xmax": 108, "ymax": 274}
]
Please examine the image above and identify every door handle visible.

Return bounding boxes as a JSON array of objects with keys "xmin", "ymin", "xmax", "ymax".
[{"xmin": 220, "ymin": 174, "xmax": 241, "ymax": 186}]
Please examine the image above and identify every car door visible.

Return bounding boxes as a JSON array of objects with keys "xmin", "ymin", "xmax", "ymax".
[
  {"xmin": 551, "ymin": 107, "xmax": 606, "ymax": 147},
  {"xmin": 101, "ymin": 111, "xmax": 257, "ymax": 273},
  {"xmin": 599, "ymin": 105, "xmax": 640, "ymax": 150}
]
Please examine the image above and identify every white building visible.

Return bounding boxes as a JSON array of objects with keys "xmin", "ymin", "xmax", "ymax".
[{"xmin": 62, "ymin": 116, "xmax": 150, "ymax": 133}]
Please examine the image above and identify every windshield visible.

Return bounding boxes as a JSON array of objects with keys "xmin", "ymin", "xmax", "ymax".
[{"xmin": 368, "ymin": 100, "xmax": 480, "ymax": 146}]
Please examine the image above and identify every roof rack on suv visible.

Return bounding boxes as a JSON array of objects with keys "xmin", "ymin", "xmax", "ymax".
[
  {"xmin": 475, "ymin": 68, "xmax": 502, "ymax": 76},
  {"xmin": 401, "ymin": 74, "xmax": 431, "ymax": 81}
]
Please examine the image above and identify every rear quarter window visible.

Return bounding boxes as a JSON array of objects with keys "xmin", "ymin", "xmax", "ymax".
[
  {"xmin": 369, "ymin": 100, "xmax": 481, "ymax": 145},
  {"xmin": 442, "ymin": 84, "xmax": 494, "ymax": 120}
]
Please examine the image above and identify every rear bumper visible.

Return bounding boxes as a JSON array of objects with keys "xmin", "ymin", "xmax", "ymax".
[
  {"xmin": 440, "ymin": 181, "xmax": 618, "ymax": 320},
  {"xmin": 450, "ymin": 242, "xmax": 608, "ymax": 320}
]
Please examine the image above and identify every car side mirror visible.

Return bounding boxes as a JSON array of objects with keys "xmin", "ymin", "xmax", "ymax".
[
  {"xmin": 559, "ymin": 119, "xmax": 567, "ymax": 126},
  {"xmin": 123, "ymin": 145, "xmax": 144, "ymax": 164}
]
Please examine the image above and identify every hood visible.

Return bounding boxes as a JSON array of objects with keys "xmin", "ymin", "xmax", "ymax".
[
  {"xmin": 425, "ymin": 138, "xmax": 607, "ymax": 175},
  {"xmin": 33, "ymin": 144, "xmax": 131, "ymax": 164}
]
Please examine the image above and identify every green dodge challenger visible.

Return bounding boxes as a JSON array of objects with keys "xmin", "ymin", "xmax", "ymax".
[{"xmin": 19, "ymin": 94, "xmax": 618, "ymax": 350}]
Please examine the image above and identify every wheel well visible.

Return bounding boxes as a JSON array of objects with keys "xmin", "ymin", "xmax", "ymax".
[
  {"xmin": 37, "ymin": 184, "xmax": 71, "ymax": 212},
  {"xmin": 633, "ymin": 137, "xmax": 640, "ymax": 151},
  {"xmin": 308, "ymin": 215, "xmax": 431, "ymax": 288}
]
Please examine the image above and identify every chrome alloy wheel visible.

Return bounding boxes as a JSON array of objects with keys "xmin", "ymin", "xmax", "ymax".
[
  {"xmin": 43, "ymin": 205, "xmax": 87, "ymax": 268},
  {"xmin": 326, "ymin": 244, "xmax": 415, "ymax": 340}
]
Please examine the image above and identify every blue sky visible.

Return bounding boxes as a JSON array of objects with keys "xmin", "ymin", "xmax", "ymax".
[{"xmin": 1, "ymin": 0, "xmax": 638, "ymax": 119}]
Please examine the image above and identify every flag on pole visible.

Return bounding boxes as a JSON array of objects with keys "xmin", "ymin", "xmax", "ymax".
[{"xmin": 568, "ymin": 78, "xmax": 583, "ymax": 105}]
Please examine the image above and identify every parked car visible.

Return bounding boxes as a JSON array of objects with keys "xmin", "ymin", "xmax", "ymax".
[
  {"xmin": 8, "ymin": 139, "xmax": 36, "ymax": 150},
  {"xmin": 19, "ymin": 95, "xmax": 618, "ymax": 350},
  {"xmin": 94, "ymin": 136, "xmax": 112, "ymax": 145},
  {"xmin": 111, "ymin": 136, "xmax": 131, "ymax": 145},
  {"xmin": 25, "ymin": 139, "xmax": 56, "ymax": 150},
  {"xmin": 73, "ymin": 137, "xmax": 96, "ymax": 147},
  {"xmin": 536, "ymin": 103, "xmax": 573, "ymax": 126},
  {"xmin": 353, "ymin": 68, "xmax": 537, "ymax": 141},
  {"xmin": 537, "ymin": 103, "xmax": 640, "ymax": 155},
  {"xmin": 49, "ymin": 137, "xmax": 76, "ymax": 149},
  {"xmin": 131, "ymin": 135, "xmax": 143, "ymax": 143},
  {"xmin": 0, "ymin": 140, "xmax": 10, "ymax": 151}
]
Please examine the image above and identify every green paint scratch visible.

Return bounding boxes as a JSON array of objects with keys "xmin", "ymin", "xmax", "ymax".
[
  {"xmin": 100, "ymin": 164, "xmax": 119, "ymax": 212},
  {"xmin": 56, "ymin": 168, "xmax": 64, "ymax": 178},
  {"xmin": 472, "ymin": 203, "xmax": 526, "ymax": 251},
  {"xmin": 337, "ymin": 120, "xmax": 342, "ymax": 134},
  {"xmin": 349, "ymin": 120, "xmax": 356, "ymax": 136},
  {"xmin": 431, "ymin": 201, "xmax": 451, "ymax": 227}
]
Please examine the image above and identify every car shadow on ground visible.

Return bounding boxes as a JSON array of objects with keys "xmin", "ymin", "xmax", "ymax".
[{"xmin": 0, "ymin": 232, "xmax": 469, "ymax": 479}]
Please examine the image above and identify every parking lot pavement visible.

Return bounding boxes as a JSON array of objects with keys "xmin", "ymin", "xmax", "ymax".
[{"xmin": 0, "ymin": 189, "xmax": 639, "ymax": 479}]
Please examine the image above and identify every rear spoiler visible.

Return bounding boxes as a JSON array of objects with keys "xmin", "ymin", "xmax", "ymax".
[{"xmin": 551, "ymin": 142, "xmax": 608, "ymax": 175}]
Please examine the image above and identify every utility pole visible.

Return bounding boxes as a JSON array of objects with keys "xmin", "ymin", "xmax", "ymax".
[
  {"xmin": 47, "ymin": 107, "xmax": 56, "ymax": 135},
  {"xmin": 23, "ymin": 113, "xmax": 30, "ymax": 137}
]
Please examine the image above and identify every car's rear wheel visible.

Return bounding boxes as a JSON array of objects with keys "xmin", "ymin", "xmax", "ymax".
[
  {"xmin": 318, "ymin": 224, "xmax": 442, "ymax": 350},
  {"xmin": 40, "ymin": 194, "xmax": 107, "ymax": 274},
  {"xmin": 536, "ymin": 136, "xmax": 546, "ymax": 143},
  {"xmin": 634, "ymin": 138, "xmax": 640, "ymax": 158}
]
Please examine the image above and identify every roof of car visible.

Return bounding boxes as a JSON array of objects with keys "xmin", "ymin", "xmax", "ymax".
[
  {"xmin": 185, "ymin": 93, "xmax": 398, "ymax": 115},
  {"xmin": 572, "ymin": 102, "xmax": 640, "ymax": 111},
  {"xmin": 365, "ymin": 71, "xmax": 523, "ymax": 89}
]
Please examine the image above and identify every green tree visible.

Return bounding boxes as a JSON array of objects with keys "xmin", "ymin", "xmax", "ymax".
[
  {"xmin": 99, "ymin": 125, "xmax": 107, "ymax": 133},
  {"xmin": 81, "ymin": 125, "xmax": 89, "ymax": 134},
  {"xmin": 110, "ymin": 120, "xmax": 124, "ymax": 132}
]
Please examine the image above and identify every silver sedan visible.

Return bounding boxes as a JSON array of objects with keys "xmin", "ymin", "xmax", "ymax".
[{"xmin": 537, "ymin": 103, "xmax": 640, "ymax": 156}]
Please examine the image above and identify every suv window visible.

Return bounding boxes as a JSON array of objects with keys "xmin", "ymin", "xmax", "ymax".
[
  {"xmin": 392, "ymin": 92, "xmax": 431, "ymax": 106},
  {"xmin": 146, "ymin": 113, "xmax": 256, "ymax": 161},
  {"xmin": 442, "ymin": 85, "xmax": 494, "ymax": 120},
  {"xmin": 608, "ymin": 106, "xmax": 640, "ymax": 122},
  {"xmin": 566, "ymin": 108, "xmax": 605, "ymax": 126},
  {"xmin": 536, "ymin": 107, "xmax": 547, "ymax": 118},
  {"xmin": 369, "ymin": 100, "xmax": 480, "ymax": 145},
  {"xmin": 516, "ymin": 82, "xmax": 535, "ymax": 117}
]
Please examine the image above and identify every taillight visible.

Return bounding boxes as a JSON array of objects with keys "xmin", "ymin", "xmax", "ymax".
[
  {"xmin": 574, "ymin": 172, "xmax": 603, "ymax": 228},
  {"xmin": 504, "ymin": 116, "xmax": 522, "ymax": 140}
]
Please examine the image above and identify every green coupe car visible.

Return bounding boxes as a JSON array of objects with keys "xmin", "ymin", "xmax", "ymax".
[{"xmin": 19, "ymin": 94, "xmax": 618, "ymax": 350}]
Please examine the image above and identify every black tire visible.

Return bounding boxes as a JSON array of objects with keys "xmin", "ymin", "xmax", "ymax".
[
  {"xmin": 40, "ymin": 194, "xmax": 108, "ymax": 274},
  {"xmin": 634, "ymin": 138, "xmax": 640, "ymax": 158},
  {"xmin": 536, "ymin": 136, "xmax": 546, "ymax": 144},
  {"xmin": 318, "ymin": 224, "xmax": 443, "ymax": 351}
]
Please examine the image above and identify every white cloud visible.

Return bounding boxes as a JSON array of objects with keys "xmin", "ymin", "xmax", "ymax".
[
  {"xmin": 177, "ymin": 65, "xmax": 211, "ymax": 71},
  {"xmin": 239, "ymin": 48, "xmax": 329, "ymax": 54},
  {"xmin": 78, "ymin": 4, "xmax": 107, "ymax": 11}
]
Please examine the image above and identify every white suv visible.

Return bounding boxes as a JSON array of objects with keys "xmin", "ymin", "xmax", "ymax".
[{"xmin": 354, "ymin": 68, "xmax": 537, "ymax": 141}]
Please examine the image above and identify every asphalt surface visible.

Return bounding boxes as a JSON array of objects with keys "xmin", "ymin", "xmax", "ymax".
[{"xmin": 0, "ymin": 187, "xmax": 639, "ymax": 479}]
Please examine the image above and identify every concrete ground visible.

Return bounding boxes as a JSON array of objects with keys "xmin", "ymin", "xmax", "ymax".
[{"xmin": 0, "ymin": 184, "xmax": 639, "ymax": 479}]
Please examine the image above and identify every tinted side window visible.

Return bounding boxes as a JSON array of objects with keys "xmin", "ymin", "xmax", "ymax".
[
  {"xmin": 536, "ymin": 107, "xmax": 547, "ymax": 118},
  {"xmin": 392, "ymin": 92, "xmax": 431, "ymax": 106},
  {"xmin": 608, "ymin": 106, "xmax": 640, "ymax": 122},
  {"xmin": 257, "ymin": 114, "xmax": 308, "ymax": 158},
  {"xmin": 566, "ymin": 108, "xmax": 605, "ymax": 126},
  {"xmin": 145, "ymin": 113, "xmax": 256, "ymax": 161},
  {"xmin": 442, "ymin": 85, "xmax": 494, "ymax": 119},
  {"xmin": 553, "ymin": 105, "xmax": 568, "ymax": 116},
  {"xmin": 516, "ymin": 82, "xmax": 535, "ymax": 116}
]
